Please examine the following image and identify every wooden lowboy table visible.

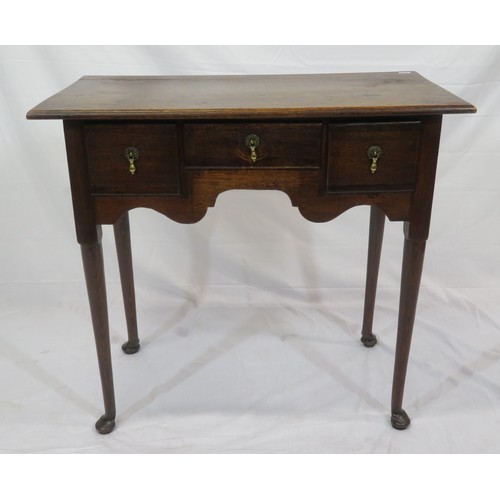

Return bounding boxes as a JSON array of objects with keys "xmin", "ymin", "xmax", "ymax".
[{"xmin": 27, "ymin": 72, "xmax": 475, "ymax": 434}]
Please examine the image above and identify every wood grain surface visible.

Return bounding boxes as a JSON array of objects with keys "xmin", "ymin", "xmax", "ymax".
[{"xmin": 27, "ymin": 72, "xmax": 476, "ymax": 120}]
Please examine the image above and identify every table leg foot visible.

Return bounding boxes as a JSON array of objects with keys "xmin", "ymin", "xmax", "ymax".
[
  {"xmin": 122, "ymin": 339, "xmax": 140, "ymax": 354},
  {"xmin": 81, "ymin": 237, "xmax": 117, "ymax": 437},
  {"xmin": 95, "ymin": 415, "xmax": 116, "ymax": 434},
  {"xmin": 114, "ymin": 213, "xmax": 141, "ymax": 356},
  {"xmin": 391, "ymin": 409, "xmax": 411, "ymax": 430},
  {"xmin": 361, "ymin": 333, "xmax": 377, "ymax": 348},
  {"xmin": 360, "ymin": 207, "xmax": 385, "ymax": 349},
  {"xmin": 391, "ymin": 232, "xmax": 426, "ymax": 433}
]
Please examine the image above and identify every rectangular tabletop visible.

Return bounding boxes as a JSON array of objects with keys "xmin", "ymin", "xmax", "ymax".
[{"xmin": 26, "ymin": 72, "xmax": 476, "ymax": 120}]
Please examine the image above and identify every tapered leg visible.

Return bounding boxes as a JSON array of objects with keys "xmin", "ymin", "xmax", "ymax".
[
  {"xmin": 360, "ymin": 206, "xmax": 386, "ymax": 347},
  {"xmin": 114, "ymin": 212, "xmax": 140, "ymax": 354},
  {"xmin": 390, "ymin": 236, "xmax": 426, "ymax": 430},
  {"xmin": 81, "ymin": 234, "xmax": 116, "ymax": 434}
]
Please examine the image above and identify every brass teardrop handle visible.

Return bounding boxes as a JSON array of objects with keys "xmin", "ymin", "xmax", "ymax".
[
  {"xmin": 366, "ymin": 145, "xmax": 382, "ymax": 174},
  {"xmin": 124, "ymin": 147, "xmax": 139, "ymax": 175},
  {"xmin": 245, "ymin": 134, "xmax": 260, "ymax": 163}
]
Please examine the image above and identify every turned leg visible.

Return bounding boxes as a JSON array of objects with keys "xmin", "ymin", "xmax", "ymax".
[
  {"xmin": 390, "ymin": 234, "xmax": 426, "ymax": 430},
  {"xmin": 114, "ymin": 212, "xmax": 140, "ymax": 354},
  {"xmin": 81, "ymin": 232, "xmax": 116, "ymax": 434},
  {"xmin": 360, "ymin": 206, "xmax": 386, "ymax": 347}
]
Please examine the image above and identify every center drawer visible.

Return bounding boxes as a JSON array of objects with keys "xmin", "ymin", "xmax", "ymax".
[{"xmin": 184, "ymin": 123, "xmax": 322, "ymax": 169}]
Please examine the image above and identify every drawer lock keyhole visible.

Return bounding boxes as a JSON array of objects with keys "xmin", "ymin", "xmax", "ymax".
[
  {"xmin": 124, "ymin": 147, "xmax": 139, "ymax": 175},
  {"xmin": 367, "ymin": 145, "xmax": 383, "ymax": 174}
]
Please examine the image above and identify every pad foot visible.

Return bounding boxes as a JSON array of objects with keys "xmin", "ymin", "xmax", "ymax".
[
  {"xmin": 361, "ymin": 334, "xmax": 377, "ymax": 348},
  {"xmin": 391, "ymin": 409, "xmax": 411, "ymax": 430},
  {"xmin": 122, "ymin": 339, "xmax": 140, "ymax": 354},
  {"xmin": 95, "ymin": 415, "xmax": 115, "ymax": 434}
]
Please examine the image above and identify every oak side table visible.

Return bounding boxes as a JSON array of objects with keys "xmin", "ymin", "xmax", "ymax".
[{"xmin": 27, "ymin": 72, "xmax": 476, "ymax": 434}]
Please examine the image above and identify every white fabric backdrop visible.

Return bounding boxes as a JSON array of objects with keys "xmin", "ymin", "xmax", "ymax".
[{"xmin": 1, "ymin": 45, "xmax": 499, "ymax": 453}]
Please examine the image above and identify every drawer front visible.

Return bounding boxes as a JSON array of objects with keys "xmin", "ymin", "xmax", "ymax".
[
  {"xmin": 184, "ymin": 123, "xmax": 322, "ymax": 168},
  {"xmin": 327, "ymin": 122, "xmax": 420, "ymax": 192},
  {"xmin": 85, "ymin": 124, "xmax": 180, "ymax": 194}
]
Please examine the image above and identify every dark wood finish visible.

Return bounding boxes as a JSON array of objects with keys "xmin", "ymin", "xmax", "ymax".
[
  {"xmin": 80, "ymin": 232, "xmax": 116, "ymax": 434},
  {"xmin": 27, "ymin": 73, "xmax": 475, "ymax": 120},
  {"xmin": 27, "ymin": 73, "xmax": 476, "ymax": 434},
  {"xmin": 327, "ymin": 121, "xmax": 420, "ymax": 192},
  {"xmin": 387, "ymin": 116, "xmax": 443, "ymax": 429},
  {"xmin": 92, "ymin": 189, "xmax": 413, "ymax": 226},
  {"xmin": 63, "ymin": 121, "xmax": 98, "ymax": 244},
  {"xmin": 113, "ymin": 212, "xmax": 140, "ymax": 354},
  {"xmin": 361, "ymin": 206, "xmax": 386, "ymax": 347},
  {"xmin": 85, "ymin": 123, "xmax": 180, "ymax": 195},
  {"xmin": 184, "ymin": 122, "xmax": 322, "ymax": 169},
  {"xmin": 391, "ymin": 232, "xmax": 427, "ymax": 430},
  {"xmin": 406, "ymin": 115, "xmax": 443, "ymax": 241}
]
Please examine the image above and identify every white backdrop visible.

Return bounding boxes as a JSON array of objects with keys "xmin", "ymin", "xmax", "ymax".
[{"xmin": 1, "ymin": 45, "xmax": 499, "ymax": 453}]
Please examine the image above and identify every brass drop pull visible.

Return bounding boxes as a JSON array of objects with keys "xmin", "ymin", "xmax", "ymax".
[
  {"xmin": 367, "ymin": 145, "xmax": 383, "ymax": 174},
  {"xmin": 245, "ymin": 134, "xmax": 260, "ymax": 163},
  {"xmin": 124, "ymin": 147, "xmax": 139, "ymax": 175}
]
